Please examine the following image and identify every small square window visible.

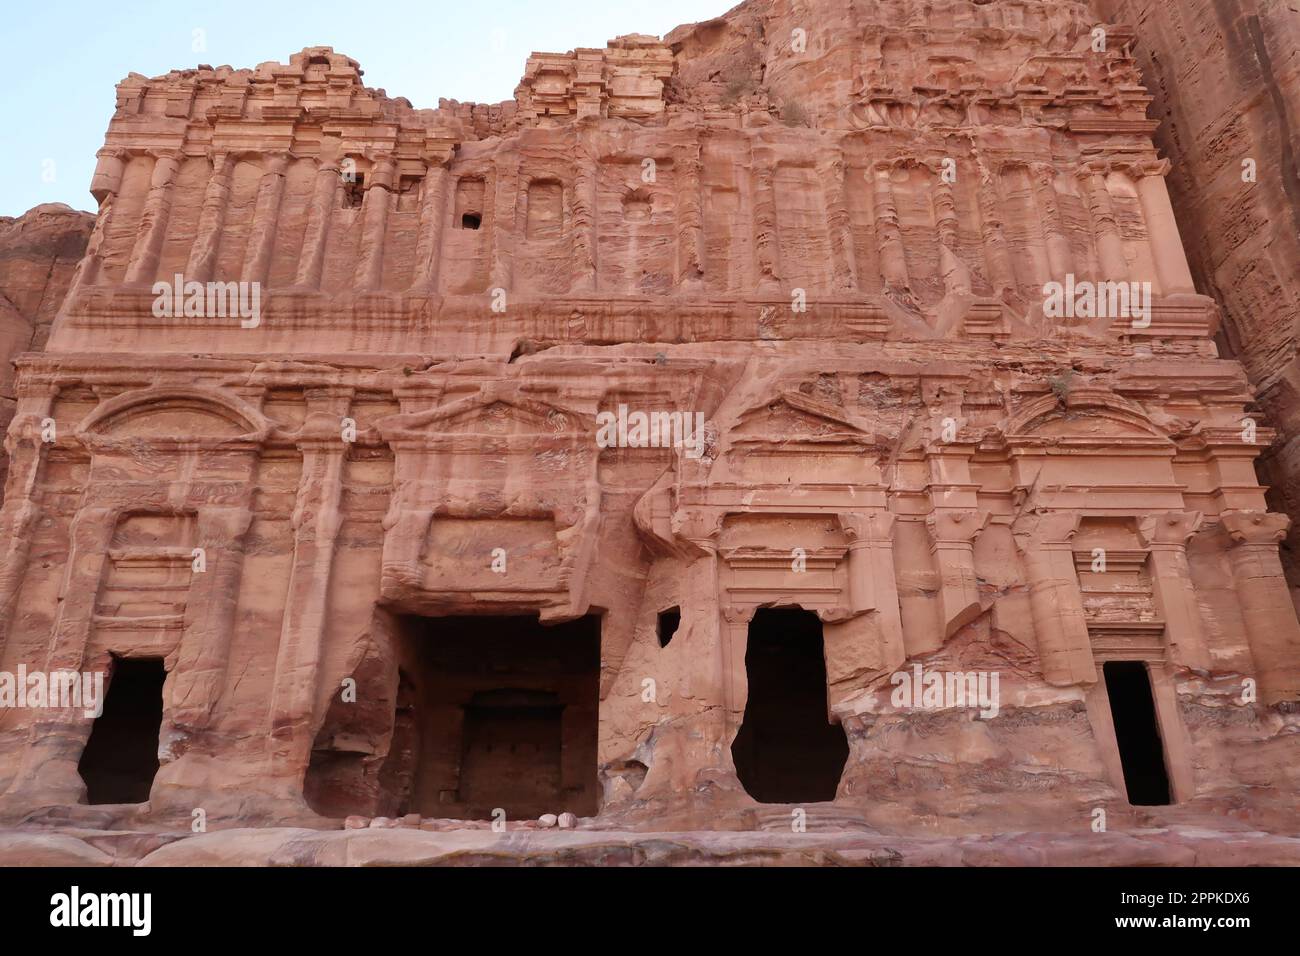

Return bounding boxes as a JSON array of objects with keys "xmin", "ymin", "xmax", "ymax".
[{"xmin": 342, "ymin": 173, "xmax": 365, "ymax": 209}]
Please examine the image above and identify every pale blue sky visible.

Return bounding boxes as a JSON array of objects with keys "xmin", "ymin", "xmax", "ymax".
[{"xmin": 2, "ymin": 0, "xmax": 731, "ymax": 217}]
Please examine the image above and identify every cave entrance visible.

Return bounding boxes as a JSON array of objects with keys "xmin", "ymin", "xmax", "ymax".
[
  {"xmin": 731, "ymin": 607, "xmax": 847, "ymax": 803},
  {"xmin": 77, "ymin": 657, "xmax": 165, "ymax": 805},
  {"xmin": 1103, "ymin": 660, "xmax": 1172, "ymax": 806},
  {"xmin": 384, "ymin": 614, "xmax": 600, "ymax": 820}
]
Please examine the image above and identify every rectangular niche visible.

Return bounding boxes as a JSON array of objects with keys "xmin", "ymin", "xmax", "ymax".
[
  {"xmin": 453, "ymin": 177, "xmax": 485, "ymax": 230},
  {"xmin": 526, "ymin": 179, "xmax": 564, "ymax": 239}
]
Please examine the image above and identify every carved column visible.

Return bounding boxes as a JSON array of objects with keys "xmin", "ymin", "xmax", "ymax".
[
  {"xmin": 1031, "ymin": 162, "xmax": 1074, "ymax": 280},
  {"xmin": 43, "ymin": 505, "xmax": 118, "ymax": 671},
  {"xmin": 488, "ymin": 154, "xmax": 520, "ymax": 292},
  {"xmin": 3, "ymin": 504, "xmax": 119, "ymax": 804},
  {"xmin": 267, "ymin": 390, "xmax": 351, "ymax": 775},
  {"xmin": 932, "ymin": 176, "xmax": 972, "ymax": 336},
  {"xmin": 0, "ymin": 387, "xmax": 57, "ymax": 656},
  {"xmin": 975, "ymin": 171, "xmax": 1017, "ymax": 298},
  {"xmin": 751, "ymin": 145, "xmax": 781, "ymax": 292},
  {"xmin": 1136, "ymin": 511, "xmax": 1211, "ymax": 672},
  {"xmin": 72, "ymin": 147, "xmax": 130, "ymax": 294},
  {"xmin": 238, "ymin": 153, "xmax": 289, "ymax": 285},
  {"xmin": 1013, "ymin": 512, "xmax": 1097, "ymax": 686},
  {"xmin": 673, "ymin": 142, "xmax": 704, "ymax": 291},
  {"xmin": 1078, "ymin": 162, "xmax": 1128, "ymax": 281},
  {"xmin": 409, "ymin": 162, "xmax": 451, "ymax": 292},
  {"xmin": 871, "ymin": 162, "xmax": 910, "ymax": 291},
  {"xmin": 354, "ymin": 156, "xmax": 396, "ymax": 292},
  {"xmin": 721, "ymin": 605, "xmax": 754, "ymax": 736},
  {"xmin": 89, "ymin": 146, "xmax": 128, "ymax": 205},
  {"xmin": 677, "ymin": 529, "xmax": 734, "ymax": 755},
  {"xmin": 185, "ymin": 151, "xmax": 235, "ymax": 282},
  {"xmin": 378, "ymin": 471, "xmax": 434, "ymax": 596},
  {"xmin": 932, "ymin": 178, "xmax": 959, "ymax": 251},
  {"xmin": 841, "ymin": 511, "xmax": 906, "ymax": 672},
  {"xmin": 927, "ymin": 509, "xmax": 989, "ymax": 638},
  {"xmin": 123, "ymin": 151, "xmax": 181, "ymax": 285},
  {"xmin": 1221, "ymin": 511, "xmax": 1300, "ymax": 704},
  {"xmin": 1132, "ymin": 159, "xmax": 1197, "ymax": 295},
  {"xmin": 294, "ymin": 152, "xmax": 342, "ymax": 290},
  {"xmin": 570, "ymin": 146, "xmax": 598, "ymax": 293},
  {"xmin": 820, "ymin": 150, "xmax": 856, "ymax": 292},
  {"xmin": 680, "ymin": 541, "xmax": 723, "ymax": 702},
  {"xmin": 169, "ymin": 502, "xmax": 255, "ymax": 730}
]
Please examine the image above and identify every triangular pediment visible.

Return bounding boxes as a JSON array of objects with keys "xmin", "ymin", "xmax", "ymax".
[
  {"xmin": 728, "ymin": 391, "xmax": 873, "ymax": 445},
  {"xmin": 380, "ymin": 392, "xmax": 590, "ymax": 439}
]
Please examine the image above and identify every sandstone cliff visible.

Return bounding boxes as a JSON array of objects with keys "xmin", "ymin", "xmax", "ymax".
[
  {"xmin": 0, "ymin": 204, "xmax": 93, "ymax": 493},
  {"xmin": 1092, "ymin": 0, "xmax": 1300, "ymax": 597}
]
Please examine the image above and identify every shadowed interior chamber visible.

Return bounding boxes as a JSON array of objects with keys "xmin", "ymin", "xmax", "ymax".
[{"xmin": 732, "ymin": 608, "xmax": 848, "ymax": 804}]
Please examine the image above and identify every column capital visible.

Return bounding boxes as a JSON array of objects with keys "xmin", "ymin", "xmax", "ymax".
[
  {"xmin": 1075, "ymin": 159, "xmax": 1116, "ymax": 181},
  {"xmin": 840, "ymin": 510, "xmax": 896, "ymax": 544},
  {"xmin": 722, "ymin": 605, "xmax": 756, "ymax": 625},
  {"xmin": 206, "ymin": 150, "xmax": 237, "ymax": 177},
  {"xmin": 1012, "ymin": 510, "xmax": 1081, "ymax": 548},
  {"xmin": 95, "ymin": 145, "xmax": 132, "ymax": 163},
  {"xmin": 363, "ymin": 153, "xmax": 397, "ymax": 191},
  {"xmin": 1029, "ymin": 160, "xmax": 1059, "ymax": 181},
  {"xmin": 1222, "ymin": 510, "xmax": 1290, "ymax": 547},
  {"xmin": 677, "ymin": 508, "xmax": 724, "ymax": 545},
  {"xmin": 146, "ymin": 148, "xmax": 183, "ymax": 165},
  {"xmin": 1137, "ymin": 510, "xmax": 1202, "ymax": 548},
  {"xmin": 138, "ymin": 153, "xmax": 181, "ymax": 191},
  {"xmin": 926, "ymin": 509, "xmax": 990, "ymax": 544},
  {"xmin": 1129, "ymin": 157, "xmax": 1171, "ymax": 179},
  {"xmin": 4, "ymin": 410, "xmax": 56, "ymax": 455}
]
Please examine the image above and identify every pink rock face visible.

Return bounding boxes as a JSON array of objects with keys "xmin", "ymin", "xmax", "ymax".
[
  {"xmin": 0, "ymin": 204, "xmax": 93, "ymax": 494},
  {"xmin": 0, "ymin": 0, "xmax": 1296, "ymax": 862},
  {"xmin": 1093, "ymin": 0, "xmax": 1300, "ymax": 608}
]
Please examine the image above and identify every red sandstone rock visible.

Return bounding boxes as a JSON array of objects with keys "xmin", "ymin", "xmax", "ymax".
[
  {"xmin": 0, "ymin": 203, "xmax": 93, "ymax": 495},
  {"xmin": 0, "ymin": 0, "xmax": 1295, "ymax": 866},
  {"xmin": 1092, "ymin": 0, "xmax": 1300, "ymax": 610}
]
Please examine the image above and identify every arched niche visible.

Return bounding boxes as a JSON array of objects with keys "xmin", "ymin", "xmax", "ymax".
[{"xmin": 76, "ymin": 386, "xmax": 271, "ymax": 451}]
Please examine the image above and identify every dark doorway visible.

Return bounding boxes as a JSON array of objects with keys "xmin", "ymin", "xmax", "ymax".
[
  {"xmin": 380, "ymin": 614, "xmax": 601, "ymax": 820},
  {"xmin": 1103, "ymin": 661, "xmax": 1172, "ymax": 806},
  {"xmin": 732, "ymin": 608, "xmax": 847, "ymax": 803},
  {"xmin": 77, "ymin": 657, "xmax": 165, "ymax": 804}
]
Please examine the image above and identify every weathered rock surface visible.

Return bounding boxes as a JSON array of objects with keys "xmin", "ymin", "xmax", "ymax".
[
  {"xmin": 0, "ymin": 204, "xmax": 93, "ymax": 495},
  {"xmin": 0, "ymin": 0, "xmax": 1296, "ymax": 865},
  {"xmin": 0, "ymin": 823, "xmax": 1284, "ymax": 867},
  {"xmin": 1090, "ymin": 0, "xmax": 1300, "ymax": 609}
]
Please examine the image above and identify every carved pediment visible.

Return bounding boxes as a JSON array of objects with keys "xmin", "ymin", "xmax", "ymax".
[
  {"xmin": 727, "ymin": 391, "xmax": 876, "ymax": 451},
  {"xmin": 1004, "ymin": 388, "xmax": 1173, "ymax": 448},
  {"xmin": 77, "ymin": 387, "xmax": 271, "ymax": 450},
  {"xmin": 378, "ymin": 391, "xmax": 593, "ymax": 443}
]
